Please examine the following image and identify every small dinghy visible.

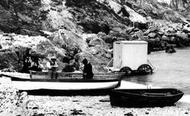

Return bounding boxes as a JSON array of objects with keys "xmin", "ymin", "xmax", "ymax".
[
  {"xmin": 110, "ymin": 89, "xmax": 184, "ymax": 107},
  {"xmin": 1, "ymin": 71, "xmax": 123, "ymax": 95}
]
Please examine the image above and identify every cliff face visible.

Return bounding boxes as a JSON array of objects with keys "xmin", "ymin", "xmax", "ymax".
[
  {"xmin": 0, "ymin": 0, "xmax": 132, "ymax": 35},
  {"xmin": 0, "ymin": 0, "xmax": 43, "ymax": 35},
  {"xmin": 0, "ymin": 0, "xmax": 190, "ymax": 72},
  {"xmin": 0, "ymin": 0, "xmax": 189, "ymax": 35}
]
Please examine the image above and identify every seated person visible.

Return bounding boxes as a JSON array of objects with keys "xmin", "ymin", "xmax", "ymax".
[{"xmin": 82, "ymin": 58, "xmax": 94, "ymax": 79}]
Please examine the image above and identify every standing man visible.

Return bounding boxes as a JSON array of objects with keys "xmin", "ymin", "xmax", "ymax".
[
  {"xmin": 47, "ymin": 56, "xmax": 58, "ymax": 79},
  {"xmin": 21, "ymin": 48, "xmax": 31, "ymax": 73},
  {"xmin": 82, "ymin": 58, "xmax": 94, "ymax": 80}
]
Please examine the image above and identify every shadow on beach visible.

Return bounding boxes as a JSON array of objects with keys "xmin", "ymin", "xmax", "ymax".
[{"xmin": 19, "ymin": 89, "xmax": 112, "ymax": 96}]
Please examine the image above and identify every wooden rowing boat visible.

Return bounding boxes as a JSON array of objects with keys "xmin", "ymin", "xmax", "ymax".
[
  {"xmin": 1, "ymin": 71, "xmax": 123, "ymax": 95},
  {"xmin": 110, "ymin": 88, "xmax": 184, "ymax": 107}
]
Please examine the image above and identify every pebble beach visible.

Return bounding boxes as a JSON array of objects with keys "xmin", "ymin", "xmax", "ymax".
[
  {"xmin": 23, "ymin": 95, "xmax": 190, "ymax": 116},
  {"xmin": 1, "ymin": 94, "xmax": 190, "ymax": 116},
  {"xmin": 0, "ymin": 76, "xmax": 190, "ymax": 116}
]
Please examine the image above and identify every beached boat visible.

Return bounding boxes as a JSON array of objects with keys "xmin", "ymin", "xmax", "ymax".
[
  {"xmin": 1, "ymin": 71, "xmax": 123, "ymax": 95},
  {"xmin": 110, "ymin": 89, "xmax": 184, "ymax": 107}
]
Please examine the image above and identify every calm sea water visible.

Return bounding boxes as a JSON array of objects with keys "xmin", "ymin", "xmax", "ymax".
[{"xmin": 123, "ymin": 47, "xmax": 190, "ymax": 94}]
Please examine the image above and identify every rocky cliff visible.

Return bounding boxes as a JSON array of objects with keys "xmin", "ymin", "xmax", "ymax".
[{"xmin": 0, "ymin": 0, "xmax": 190, "ymax": 72}]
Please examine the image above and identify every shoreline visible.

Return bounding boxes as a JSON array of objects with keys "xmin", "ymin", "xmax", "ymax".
[
  {"xmin": 179, "ymin": 95, "xmax": 190, "ymax": 104},
  {"xmin": 0, "ymin": 77, "xmax": 190, "ymax": 116}
]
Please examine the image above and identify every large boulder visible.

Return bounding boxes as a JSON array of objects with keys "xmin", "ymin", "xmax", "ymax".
[
  {"xmin": 88, "ymin": 36, "xmax": 106, "ymax": 47},
  {"xmin": 52, "ymin": 29, "xmax": 87, "ymax": 52},
  {"xmin": 148, "ymin": 32, "xmax": 157, "ymax": 38},
  {"xmin": 176, "ymin": 31, "xmax": 188, "ymax": 40},
  {"xmin": 183, "ymin": 24, "xmax": 190, "ymax": 33},
  {"xmin": 0, "ymin": 33, "xmax": 64, "ymax": 71},
  {"xmin": 132, "ymin": 30, "xmax": 144, "ymax": 40},
  {"xmin": 124, "ymin": 5, "xmax": 147, "ymax": 24},
  {"xmin": 0, "ymin": 49, "xmax": 21, "ymax": 71},
  {"xmin": 162, "ymin": 35, "xmax": 169, "ymax": 41},
  {"xmin": 0, "ymin": 33, "xmax": 47, "ymax": 49}
]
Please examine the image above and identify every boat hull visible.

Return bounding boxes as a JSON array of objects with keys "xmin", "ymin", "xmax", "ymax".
[
  {"xmin": 12, "ymin": 80, "xmax": 120, "ymax": 91},
  {"xmin": 1, "ymin": 72, "xmax": 122, "ymax": 95},
  {"xmin": 110, "ymin": 89, "xmax": 184, "ymax": 107}
]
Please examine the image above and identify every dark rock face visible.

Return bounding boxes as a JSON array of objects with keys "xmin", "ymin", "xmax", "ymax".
[
  {"xmin": 1, "ymin": 0, "xmax": 190, "ymax": 72},
  {"xmin": 68, "ymin": 0, "xmax": 129, "ymax": 35},
  {"xmin": 0, "ymin": 0, "xmax": 43, "ymax": 35},
  {"xmin": 134, "ymin": 22, "xmax": 149, "ymax": 30},
  {"xmin": 65, "ymin": 0, "xmax": 95, "ymax": 7},
  {"xmin": 118, "ymin": 6, "xmax": 130, "ymax": 17},
  {"xmin": 0, "ymin": 49, "xmax": 21, "ymax": 71},
  {"xmin": 78, "ymin": 21, "xmax": 110, "ymax": 34},
  {"xmin": 0, "ymin": 5, "xmax": 19, "ymax": 33}
]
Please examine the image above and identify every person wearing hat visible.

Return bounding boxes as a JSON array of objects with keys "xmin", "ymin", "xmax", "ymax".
[
  {"xmin": 82, "ymin": 58, "xmax": 94, "ymax": 80},
  {"xmin": 47, "ymin": 56, "xmax": 58, "ymax": 79}
]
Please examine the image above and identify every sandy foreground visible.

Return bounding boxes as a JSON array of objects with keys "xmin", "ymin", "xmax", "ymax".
[
  {"xmin": 0, "ymin": 76, "xmax": 190, "ymax": 116},
  {"xmin": 1, "ymin": 95, "xmax": 190, "ymax": 116},
  {"xmin": 22, "ymin": 96, "xmax": 190, "ymax": 116}
]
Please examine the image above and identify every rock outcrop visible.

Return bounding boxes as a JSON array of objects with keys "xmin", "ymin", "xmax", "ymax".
[{"xmin": 1, "ymin": 0, "xmax": 190, "ymax": 72}]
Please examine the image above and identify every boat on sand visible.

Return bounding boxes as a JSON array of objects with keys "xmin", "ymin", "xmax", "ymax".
[
  {"xmin": 110, "ymin": 88, "xmax": 184, "ymax": 107},
  {"xmin": 1, "ymin": 71, "xmax": 123, "ymax": 95}
]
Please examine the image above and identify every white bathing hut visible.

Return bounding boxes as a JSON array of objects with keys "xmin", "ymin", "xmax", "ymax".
[{"xmin": 109, "ymin": 40, "xmax": 152, "ymax": 75}]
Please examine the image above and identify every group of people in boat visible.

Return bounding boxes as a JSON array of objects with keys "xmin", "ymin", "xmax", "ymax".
[
  {"xmin": 46, "ymin": 57, "xmax": 93, "ymax": 79},
  {"xmin": 21, "ymin": 49, "xmax": 94, "ymax": 79},
  {"xmin": 47, "ymin": 57, "xmax": 93, "ymax": 79},
  {"xmin": 21, "ymin": 48, "xmax": 42, "ymax": 73}
]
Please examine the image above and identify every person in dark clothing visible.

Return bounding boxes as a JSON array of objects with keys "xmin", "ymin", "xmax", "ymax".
[
  {"xmin": 62, "ymin": 63, "xmax": 75, "ymax": 72},
  {"xmin": 62, "ymin": 57, "xmax": 75, "ymax": 72},
  {"xmin": 21, "ymin": 56, "xmax": 31, "ymax": 73},
  {"xmin": 21, "ymin": 48, "xmax": 32, "ymax": 73},
  {"xmin": 165, "ymin": 45, "xmax": 176, "ymax": 53},
  {"xmin": 30, "ymin": 56, "xmax": 42, "ymax": 72},
  {"xmin": 82, "ymin": 58, "xmax": 94, "ymax": 80}
]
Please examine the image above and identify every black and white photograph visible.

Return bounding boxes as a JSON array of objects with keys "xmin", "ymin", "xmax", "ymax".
[{"xmin": 0, "ymin": 0, "xmax": 190, "ymax": 115}]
